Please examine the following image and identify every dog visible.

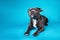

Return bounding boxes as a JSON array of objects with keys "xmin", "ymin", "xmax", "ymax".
[{"xmin": 24, "ymin": 7, "xmax": 48, "ymax": 36}]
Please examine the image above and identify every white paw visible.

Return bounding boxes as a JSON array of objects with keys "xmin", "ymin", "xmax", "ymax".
[{"xmin": 25, "ymin": 34, "xmax": 29, "ymax": 36}]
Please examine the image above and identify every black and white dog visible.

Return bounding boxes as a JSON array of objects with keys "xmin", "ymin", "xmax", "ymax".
[{"xmin": 24, "ymin": 7, "xmax": 48, "ymax": 36}]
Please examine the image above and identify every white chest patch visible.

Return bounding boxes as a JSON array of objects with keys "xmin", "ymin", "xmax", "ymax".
[{"xmin": 32, "ymin": 19, "xmax": 37, "ymax": 28}]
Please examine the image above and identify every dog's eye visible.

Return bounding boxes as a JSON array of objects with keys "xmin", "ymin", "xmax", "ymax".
[{"xmin": 31, "ymin": 11, "xmax": 34, "ymax": 13}]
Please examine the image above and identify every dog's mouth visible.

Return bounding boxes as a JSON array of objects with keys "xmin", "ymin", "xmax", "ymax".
[
  {"xmin": 31, "ymin": 15, "xmax": 38, "ymax": 19},
  {"xmin": 31, "ymin": 15, "xmax": 34, "ymax": 18}
]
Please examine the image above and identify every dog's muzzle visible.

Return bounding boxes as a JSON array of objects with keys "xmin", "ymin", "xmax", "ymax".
[{"xmin": 31, "ymin": 15, "xmax": 34, "ymax": 18}]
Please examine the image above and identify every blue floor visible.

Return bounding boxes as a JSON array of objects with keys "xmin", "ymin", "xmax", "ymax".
[
  {"xmin": 0, "ymin": 0, "xmax": 60, "ymax": 40},
  {"xmin": 0, "ymin": 22, "xmax": 60, "ymax": 40}
]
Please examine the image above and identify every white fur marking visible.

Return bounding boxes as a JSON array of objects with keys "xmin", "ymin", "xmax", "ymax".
[
  {"xmin": 33, "ymin": 19, "xmax": 37, "ymax": 28},
  {"xmin": 31, "ymin": 10, "xmax": 35, "ymax": 11},
  {"xmin": 25, "ymin": 34, "xmax": 28, "ymax": 36},
  {"xmin": 31, "ymin": 15, "xmax": 34, "ymax": 18}
]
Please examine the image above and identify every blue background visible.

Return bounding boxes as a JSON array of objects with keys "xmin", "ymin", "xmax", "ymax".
[{"xmin": 0, "ymin": 0, "xmax": 60, "ymax": 40}]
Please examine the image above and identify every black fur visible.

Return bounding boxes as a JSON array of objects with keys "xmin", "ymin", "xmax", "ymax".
[{"xmin": 24, "ymin": 7, "xmax": 48, "ymax": 36}]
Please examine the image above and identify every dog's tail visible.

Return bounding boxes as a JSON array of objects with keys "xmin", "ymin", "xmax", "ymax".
[{"xmin": 45, "ymin": 18, "xmax": 48, "ymax": 26}]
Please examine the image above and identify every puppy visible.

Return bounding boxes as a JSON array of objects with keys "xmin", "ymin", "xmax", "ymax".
[{"xmin": 24, "ymin": 7, "xmax": 48, "ymax": 36}]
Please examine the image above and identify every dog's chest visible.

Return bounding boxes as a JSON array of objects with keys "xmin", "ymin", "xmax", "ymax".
[{"xmin": 32, "ymin": 19, "xmax": 37, "ymax": 28}]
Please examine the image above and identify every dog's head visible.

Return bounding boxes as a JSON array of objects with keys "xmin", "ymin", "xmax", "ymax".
[{"xmin": 28, "ymin": 7, "xmax": 43, "ymax": 18}]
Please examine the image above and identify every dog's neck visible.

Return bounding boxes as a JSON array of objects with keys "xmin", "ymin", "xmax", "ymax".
[
  {"xmin": 31, "ymin": 15, "xmax": 41, "ymax": 21},
  {"xmin": 31, "ymin": 15, "xmax": 42, "ymax": 28}
]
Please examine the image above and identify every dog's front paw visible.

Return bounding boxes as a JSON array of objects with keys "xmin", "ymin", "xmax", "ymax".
[
  {"xmin": 24, "ymin": 32, "xmax": 29, "ymax": 36},
  {"xmin": 33, "ymin": 32, "xmax": 38, "ymax": 36}
]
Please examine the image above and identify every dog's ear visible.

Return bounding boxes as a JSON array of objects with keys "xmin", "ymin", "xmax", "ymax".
[
  {"xmin": 37, "ymin": 8, "xmax": 43, "ymax": 12},
  {"xmin": 28, "ymin": 8, "xmax": 31, "ymax": 12},
  {"xmin": 28, "ymin": 8, "xmax": 32, "ymax": 11},
  {"xmin": 28, "ymin": 8, "xmax": 30, "ymax": 13}
]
